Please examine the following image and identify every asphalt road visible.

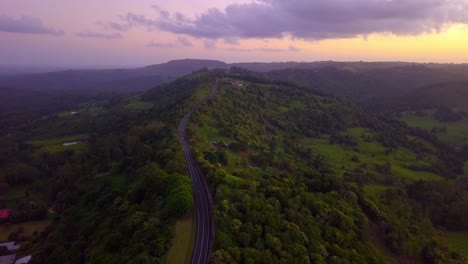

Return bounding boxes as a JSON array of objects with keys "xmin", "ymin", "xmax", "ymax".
[{"xmin": 178, "ymin": 80, "xmax": 218, "ymax": 264}]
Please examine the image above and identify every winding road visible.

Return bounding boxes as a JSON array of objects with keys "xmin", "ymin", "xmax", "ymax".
[{"xmin": 178, "ymin": 80, "xmax": 218, "ymax": 264}]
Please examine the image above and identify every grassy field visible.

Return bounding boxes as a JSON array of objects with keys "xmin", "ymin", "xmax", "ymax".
[
  {"xmin": 399, "ymin": 111, "xmax": 468, "ymax": 146},
  {"xmin": 445, "ymin": 231, "xmax": 468, "ymax": 256},
  {"xmin": 199, "ymin": 124, "xmax": 220, "ymax": 142},
  {"xmin": 0, "ymin": 220, "xmax": 51, "ymax": 241},
  {"xmin": 399, "ymin": 111, "xmax": 439, "ymax": 129},
  {"xmin": 166, "ymin": 212, "xmax": 196, "ymax": 264},
  {"xmin": 225, "ymin": 174, "xmax": 247, "ymax": 187},
  {"xmin": 363, "ymin": 185, "xmax": 392, "ymax": 198},
  {"xmin": 303, "ymin": 128, "xmax": 443, "ymax": 181},
  {"xmin": 32, "ymin": 134, "xmax": 87, "ymax": 153},
  {"xmin": 125, "ymin": 101, "xmax": 154, "ymax": 112}
]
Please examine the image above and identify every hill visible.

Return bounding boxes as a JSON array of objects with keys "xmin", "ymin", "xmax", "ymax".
[
  {"xmin": 2, "ymin": 59, "xmax": 468, "ymax": 116},
  {"xmin": 265, "ymin": 65, "xmax": 468, "ymax": 106},
  {"xmin": 151, "ymin": 69, "xmax": 465, "ymax": 263},
  {"xmin": 391, "ymin": 82, "xmax": 468, "ymax": 147},
  {"xmin": 399, "ymin": 82, "xmax": 468, "ymax": 110},
  {"xmin": 0, "ymin": 59, "xmax": 227, "ymax": 92},
  {"xmin": 0, "ymin": 59, "xmax": 227, "ymax": 115},
  {"xmin": 0, "ymin": 69, "xmax": 466, "ymax": 263}
]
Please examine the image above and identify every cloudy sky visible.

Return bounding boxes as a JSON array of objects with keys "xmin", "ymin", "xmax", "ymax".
[{"xmin": 1, "ymin": 0, "xmax": 468, "ymax": 66}]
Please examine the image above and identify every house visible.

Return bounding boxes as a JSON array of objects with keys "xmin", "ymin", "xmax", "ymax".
[
  {"xmin": 0, "ymin": 209, "xmax": 10, "ymax": 220},
  {"xmin": 63, "ymin": 142, "xmax": 80, "ymax": 147},
  {"xmin": 0, "ymin": 255, "xmax": 15, "ymax": 264},
  {"xmin": 210, "ymin": 141, "xmax": 230, "ymax": 149},
  {"xmin": 14, "ymin": 256, "xmax": 32, "ymax": 264},
  {"xmin": 229, "ymin": 79, "xmax": 245, "ymax": 87},
  {"xmin": 0, "ymin": 242, "xmax": 20, "ymax": 251}
]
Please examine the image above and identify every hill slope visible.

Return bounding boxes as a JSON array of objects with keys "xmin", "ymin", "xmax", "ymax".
[
  {"xmin": 168, "ymin": 70, "xmax": 467, "ymax": 263},
  {"xmin": 400, "ymin": 82, "xmax": 468, "ymax": 110},
  {"xmin": 265, "ymin": 65, "xmax": 468, "ymax": 106},
  {"xmin": 0, "ymin": 69, "xmax": 466, "ymax": 263}
]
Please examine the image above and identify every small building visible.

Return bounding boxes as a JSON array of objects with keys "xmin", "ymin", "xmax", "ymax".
[
  {"xmin": 210, "ymin": 141, "xmax": 230, "ymax": 149},
  {"xmin": 229, "ymin": 79, "xmax": 245, "ymax": 87},
  {"xmin": 0, "ymin": 209, "xmax": 10, "ymax": 220},
  {"xmin": 0, "ymin": 242, "xmax": 20, "ymax": 251},
  {"xmin": 63, "ymin": 142, "xmax": 80, "ymax": 147}
]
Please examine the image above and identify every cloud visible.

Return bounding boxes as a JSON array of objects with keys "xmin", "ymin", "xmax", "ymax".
[
  {"xmin": 224, "ymin": 37, "xmax": 240, "ymax": 45},
  {"xmin": 147, "ymin": 37, "xmax": 194, "ymax": 48},
  {"xmin": 108, "ymin": 21, "xmax": 130, "ymax": 32},
  {"xmin": 147, "ymin": 41, "xmax": 177, "ymax": 48},
  {"xmin": 227, "ymin": 46, "xmax": 298, "ymax": 53},
  {"xmin": 204, "ymin": 39, "xmax": 217, "ymax": 49},
  {"xmin": 0, "ymin": 14, "xmax": 64, "ymax": 36},
  {"xmin": 121, "ymin": 12, "xmax": 158, "ymax": 29},
  {"xmin": 178, "ymin": 36, "xmax": 193, "ymax": 47},
  {"xmin": 288, "ymin": 45, "xmax": 301, "ymax": 52},
  {"xmin": 76, "ymin": 32, "xmax": 122, "ymax": 40},
  {"xmin": 150, "ymin": 0, "xmax": 468, "ymax": 40}
]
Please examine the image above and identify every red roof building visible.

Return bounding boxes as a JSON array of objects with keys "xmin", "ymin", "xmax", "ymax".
[{"xmin": 0, "ymin": 209, "xmax": 10, "ymax": 219}]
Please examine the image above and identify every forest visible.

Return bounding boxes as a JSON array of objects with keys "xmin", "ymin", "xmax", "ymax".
[
  {"xmin": 0, "ymin": 67, "xmax": 467, "ymax": 263},
  {"xmin": 183, "ymin": 70, "xmax": 467, "ymax": 263}
]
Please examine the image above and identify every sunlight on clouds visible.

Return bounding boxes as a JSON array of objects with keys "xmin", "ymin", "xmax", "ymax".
[{"xmin": 295, "ymin": 24, "xmax": 468, "ymax": 63}]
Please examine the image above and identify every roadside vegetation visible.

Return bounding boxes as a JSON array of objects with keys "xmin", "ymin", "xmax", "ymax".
[{"xmin": 0, "ymin": 70, "xmax": 224, "ymax": 263}]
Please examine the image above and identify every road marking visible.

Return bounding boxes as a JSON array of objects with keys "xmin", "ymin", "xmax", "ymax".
[{"xmin": 179, "ymin": 80, "xmax": 218, "ymax": 264}]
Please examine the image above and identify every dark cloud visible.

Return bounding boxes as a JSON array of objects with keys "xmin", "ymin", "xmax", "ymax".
[
  {"xmin": 227, "ymin": 46, "xmax": 297, "ymax": 53},
  {"xmin": 122, "ymin": 13, "xmax": 158, "ymax": 29},
  {"xmin": 0, "ymin": 14, "xmax": 64, "ymax": 36},
  {"xmin": 147, "ymin": 41, "xmax": 177, "ymax": 48},
  {"xmin": 150, "ymin": 0, "xmax": 468, "ymax": 40},
  {"xmin": 76, "ymin": 32, "xmax": 122, "ymax": 40},
  {"xmin": 288, "ymin": 45, "xmax": 301, "ymax": 52},
  {"xmin": 178, "ymin": 36, "xmax": 193, "ymax": 47},
  {"xmin": 108, "ymin": 21, "xmax": 130, "ymax": 32}
]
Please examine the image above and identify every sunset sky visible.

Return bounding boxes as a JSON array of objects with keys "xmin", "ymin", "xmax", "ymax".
[{"xmin": 1, "ymin": 0, "xmax": 468, "ymax": 66}]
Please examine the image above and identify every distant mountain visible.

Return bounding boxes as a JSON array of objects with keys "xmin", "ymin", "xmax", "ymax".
[
  {"xmin": 0, "ymin": 59, "xmax": 228, "ymax": 115},
  {"xmin": 1, "ymin": 59, "xmax": 468, "ymax": 115},
  {"xmin": 2, "ymin": 59, "xmax": 467, "ymax": 94},
  {"xmin": 233, "ymin": 61, "xmax": 416, "ymax": 72},
  {"xmin": 265, "ymin": 65, "xmax": 468, "ymax": 107},
  {"xmin": 0, "ymin": 59, "xmax": 227, "ymax": 93},
  {"xmin": 140, "ymin": 59, "xmax": 227, "ymax": 76}
]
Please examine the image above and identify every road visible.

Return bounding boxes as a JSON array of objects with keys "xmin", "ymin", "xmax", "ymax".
[{"xmin": 178, "ymin": 80, "xmax": 218, "ymax": 264}]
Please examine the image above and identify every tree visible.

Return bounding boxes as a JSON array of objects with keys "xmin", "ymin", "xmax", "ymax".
[{"xmin": 166, "ymin": 174, "xmax": 194, "ymax": 218}]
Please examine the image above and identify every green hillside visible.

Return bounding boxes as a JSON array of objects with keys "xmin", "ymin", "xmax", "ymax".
[
  {"xmin": 1, "ymin": 69, "xmax": 466, "ymax": 263},
  {"xmin": 184, "ymin": 71, "xmax": 466, "ymax": 263}
]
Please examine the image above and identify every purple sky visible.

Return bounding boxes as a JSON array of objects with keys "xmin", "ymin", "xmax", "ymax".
[{"xmin": 1, "ymin": 0, "xmax": 468, "ymax": 66}]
